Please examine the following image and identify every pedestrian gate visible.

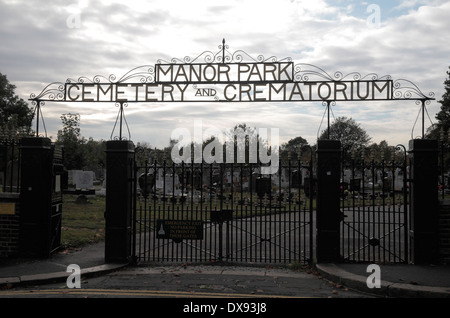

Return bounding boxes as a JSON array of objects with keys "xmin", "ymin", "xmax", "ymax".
[{"xmin": 339, "ymin": 146, "xmax": 410, "ymax": 263}]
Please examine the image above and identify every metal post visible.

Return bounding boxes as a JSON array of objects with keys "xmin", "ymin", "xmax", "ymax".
[
  {"xmin": 308, "ymin": 149, "xmax": 314, "ymax": 263},
  {"xmin": 119, "ymin": 102, "xmax": 124, "ymax": 140},
  {"xmin": 421, "ymin": 100, "xmax": 425, "ymax": 139},
  {"xmin": 402, "ymin": 147, "xmax": 409, "ymax": 263},
  {"xmin": 222, "ymin": 38, "xmax": 226, "ymax": 63},
  {"xmin": 323, "ymin": 100, "xmax": 334, "ymax": 139},
  {"xmin": 327, "ymin": 101, "xmax": 331, "ymax": 139},
  {"xmin": 111, "ymin": 102, "xmax": 130, "ymax": 141},
  {"xmin": 35, "ymin": 100, "xmax": 42, "ymax": 137},
  {"xmin": 218, "ymin": 222, "xmax": 223, "ymax": 261}
]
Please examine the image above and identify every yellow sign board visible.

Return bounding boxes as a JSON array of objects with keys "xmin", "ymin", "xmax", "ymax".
[{"xmin": 0, "ymin": 202, "xmax": 15, "ymax": 215}]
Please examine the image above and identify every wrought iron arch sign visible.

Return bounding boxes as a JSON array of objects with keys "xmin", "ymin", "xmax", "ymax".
[{"xmin": 30, "ymin": 39, "xmax": 435, "ymax": 140}]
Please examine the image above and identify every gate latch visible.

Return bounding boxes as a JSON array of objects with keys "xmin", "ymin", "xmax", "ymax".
[{"xmin": 210, "ymin": 209, "xmax": 233, "ymax": 223}]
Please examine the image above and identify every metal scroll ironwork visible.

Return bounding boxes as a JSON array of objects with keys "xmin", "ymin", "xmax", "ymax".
[
  {"xmin": 29, "ymin": 39, "xmax": 435, "ymax": 140},
  {"xmin": 110, "ymin": 102, "xmax": 131, "ymax": 141},
  {"xmin": 156, "ymin": 39, "xmax": 293, "ymax": 65}
]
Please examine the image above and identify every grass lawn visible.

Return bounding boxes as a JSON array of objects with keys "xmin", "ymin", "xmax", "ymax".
[{"xmin": 61, "ymin": 194, "xmax": 105, "ymax": 249}]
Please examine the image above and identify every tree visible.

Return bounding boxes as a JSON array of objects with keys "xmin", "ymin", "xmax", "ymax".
[
  {"xmin": 319, "ymin": 116, "xmax": 371, "ymax": 163},
  {"xmin": 0, "ymin": 73, "xmax": 34, "ymax": 136},
  {"xmin": 364, "ymin": 140, "xmax": 394, "ymax": 162},
  {"xmin": 427, "ymin": 66, "xmax": 450, "ymax": 143},
  {"xmin": 428, "ymin": 67, "xmax": 450, "ymax": 174},
  {"xmin": 280, "ymin": 136, "xmax": 309, "ymax": 162},
  {"xmin": 56, "ymin": 113, "xmax": 86, "ymax": 170},
  {"xmin": 434, "ymin": 66, "xmax": 450, "ymax": 133},
  {"xmin": 319, "ymin": 116, "xmax": 371, "ymax": 151},
  {"xmin": 82, "ymin": 138, "xmax": 106, "ymax": 176}
]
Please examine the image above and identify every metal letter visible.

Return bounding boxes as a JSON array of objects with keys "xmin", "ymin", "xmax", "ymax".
[
  {"xmin": 67, "ymin": 84, "xmax": 81, "ymax": 101},
  {"xmin": 82, "ymin": 83, "xmax": 95, "ymax": 102},
  {"xmin": 318, "ymin": 82, "xmax": 331, "ymax": 100},
  {"xmin": 115, "ymin": 83, "xmax": 128, "ymax": 102},
  {"xmin": 145, "ymin": 83, "xmax": 158, "ymax": 102},
  {"xmin": 224, "ymin": 84, "xmax": 236, "ymax": 101}
]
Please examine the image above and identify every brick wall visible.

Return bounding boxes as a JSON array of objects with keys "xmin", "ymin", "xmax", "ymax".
[
  {"xmin": 0, "ymin": 193, "xmax": 20, "ymax": 258},
  {"xmin": 439, "ymin": 199, "xmax": 450, "ymax": 263}
]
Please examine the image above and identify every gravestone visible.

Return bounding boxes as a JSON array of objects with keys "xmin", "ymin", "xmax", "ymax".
[{"xmin": 75, "ymin": 171, "xmax": 94, "ymax": 189}]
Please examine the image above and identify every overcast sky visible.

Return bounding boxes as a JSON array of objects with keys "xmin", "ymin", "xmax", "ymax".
[{"xmin": 1, "ymin": 0, "xmax": 449, "ymax": 148}]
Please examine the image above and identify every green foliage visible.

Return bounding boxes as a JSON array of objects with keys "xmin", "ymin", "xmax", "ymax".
[
  {"xmin": 434, "ymin": 66, "xmax": 450, "ymax": 133},
  {"xmin": 0, "ymin": 73, "xmax": 34, "ymax": 136},
  {"xmin": 318, "ymin": 116, "xmax": 371, "ymax": 163},
  {"xmin": 280, "ymin": 136, "xmax": 309, "ymax": 162},
  {"xmin": 58, "ymin": 113, "xmax": 81, "ymax": 140},
  {"xmin": 319, "ymin": 116, "xmax": 371, "ymax": 151},
  {"xmin": 56, "ymin": 113, "xmax": 85, "ymax": 170},
  {"xmin": 429, "ymin": 66, "xmax": 450, "ymax": 173},
  {"xmin": 83, "ymin": 137, "xmax": 106, "ymax": 172},
  {"xmin": 55, "ymin": 113, "xmax": 106, "ymax": 171}
]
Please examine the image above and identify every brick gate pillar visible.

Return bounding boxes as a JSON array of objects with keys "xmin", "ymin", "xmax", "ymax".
[
  {"xmin": 316, "ymin": 140, "xmax": 341, "ymax": 263},
  {"xmin": 105, "ymin": 140, "xmax": 135, "ymax": 263},
  {"xmin": 19, "ymin": 137, "xmax": 54, "ymax": 258},
  {"xmin": 408, "ymin": 139, "xmax": 439, "ymax": 264}
]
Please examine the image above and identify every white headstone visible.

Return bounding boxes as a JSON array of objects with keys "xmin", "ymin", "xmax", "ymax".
[{"xmin": 75, "ymin": 171, "xmax": 94, "ymax": 189}]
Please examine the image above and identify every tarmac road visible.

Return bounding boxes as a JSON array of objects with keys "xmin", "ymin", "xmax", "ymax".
[{"xmin": 0, "ymin": 264, "xmax": 374, "ymax": 299}]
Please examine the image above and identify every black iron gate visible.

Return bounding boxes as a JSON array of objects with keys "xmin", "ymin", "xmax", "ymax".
[
  {"xmin": 124, "ymin": 140, "xmax": 440, "ymax": 265},
  {"xmin": 132, "ymin": 147, "xmax": 314, "ymax": 264},
  {"xmin": 339, "ymin": 146, "xmax": 410, "ymax": 263}
]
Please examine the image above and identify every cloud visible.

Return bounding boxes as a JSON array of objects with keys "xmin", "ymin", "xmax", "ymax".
[{"xmin": 1, "ymin": 0, "xmax": 448, "ymax": 148}]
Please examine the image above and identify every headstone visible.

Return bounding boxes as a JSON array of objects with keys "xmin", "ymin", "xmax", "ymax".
[
  {"xmin": 255, "ymin": 177, "xmax": 271, "ymax": 198},
  {"xmin": 75, "ymin": 171, "xmax": 94, "ymax": 189},
  {"xmin": 68, "ymin": 170, "xmax": 80, "ymax": 187}
]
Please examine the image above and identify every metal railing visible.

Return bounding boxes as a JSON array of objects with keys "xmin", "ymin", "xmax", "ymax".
[
  {"xmin": 0, "ymin": 138, "xmax": 21, "ymax": 193},
  {"xmin": 133, "ymin": 148, "xmax": 314, "ymax": 264}
]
